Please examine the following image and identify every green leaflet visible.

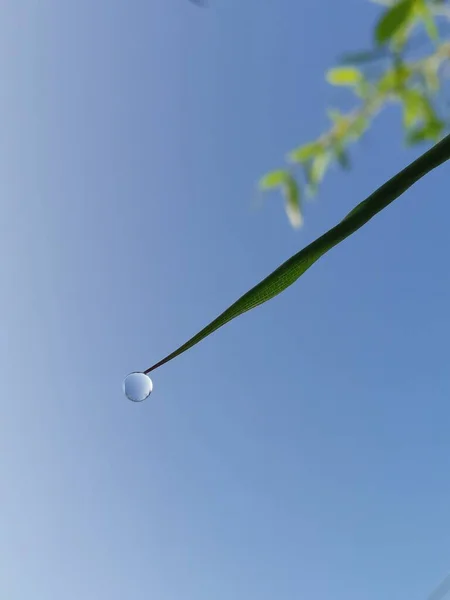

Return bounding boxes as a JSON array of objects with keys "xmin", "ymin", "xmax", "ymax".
[
  {"xmin": 144, "ymin": 134, "xmax": 450, "ymax": 374},
  {"xmin": 283, "ymin": 176, "xmax": 303, "ymax": 228},
  {"xmin": 289, "ymin": 141, "xmax": 323, "ymax": 163},
  {"xmin": 415, "ymin": 0, "xmax": 439, "ymax": 41},
  {"xmin": 259, "ymin": 170, "xmax": 302, "ymax": 228},
  {"xmin": 405, "ymin": 118, "xmax": 445, "ymax": 145},
  {"xmin": 326, "ymin": 66, "xmax": 363, "ymax": 86},
  {"xmin": 259, "ymin": 169, "xmax": 290, "ymax": 189},
  {"xmin": 306, "ymin": 152, "xmax": 332, "ymax": 196},
  {"xmin": 375, "ymin": 0, "xmax": 416, "ymax": 45}
]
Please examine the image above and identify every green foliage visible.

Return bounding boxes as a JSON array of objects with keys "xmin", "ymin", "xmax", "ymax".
[
  {"xmin": 422, "ymin": 60, "xmax": 440, "ymax": 90},
  {"xmin": 377, "ymin": 62, "xmax": 412, "ymax": 92},
  {"xmin": 260, "ymin": 0, "xmax": 450, "ymax": 227},
  {"xmin": 415, "ymin": 0, "xmax": 439, "ymax": 41},
  {"xmin": 401, "ymin": 88, "xmax": 433, "ymax": 126},
  {"xmin": 306, "ymin": 152, "xmax": 332, "ymax": 195},
  {"xmin": 259, "ymin": 170, "xmax": 302, "ymax": 227},
  {"xmin": 405, "ymin": 117, "xmax": 445, "ymax": 143},
  {"xmin": 283, "ymin": 176, "xmax": 302, "ymax": 228},
  {"xmin": 146, "ymin": 136, "xmax": 450, "ymax": 373},
  {"xmin": 259, "ymin": 169, "xmax": 290, "ymax": 189},
  {"xmin": 326, "ymin": 66, "xmax": 363, "ymax": 86},
  {"xmin": 334, "ymin": 144, "xmax": 351, "ymax": 169},
  {"xmin": 375, "ymin": 0, "xmax": 416, "ymax": 44},
  {"xmin": 289, "ymin": 141, "xmax": 323, "ymax": 162}
]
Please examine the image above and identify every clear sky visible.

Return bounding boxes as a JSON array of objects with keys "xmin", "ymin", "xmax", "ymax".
[{"xmin": 3, "ymin": 1, "xmax": 450, "ymax": 598}]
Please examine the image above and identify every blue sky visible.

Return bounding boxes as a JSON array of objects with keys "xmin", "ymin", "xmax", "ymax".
[{"xmin": 3, "ymin": 0, "xmax": 450, "ymax": 598}]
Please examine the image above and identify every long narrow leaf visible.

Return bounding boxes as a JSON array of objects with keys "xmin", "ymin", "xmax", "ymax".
[{"xmin": 144, "ymin": 134, "xmax": 450, "ymax": 374}]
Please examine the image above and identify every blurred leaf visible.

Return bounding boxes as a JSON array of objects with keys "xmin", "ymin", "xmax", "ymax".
[
  {"xmin": 306, "ymin": 152, "xmax": 332, "ymax": 195},
  {"xmin": 378, "ymin": 63, "xmax": 411, "ymax": 92},
  {"xmin": 375, "ymin": 0, "xmax": 416, "ymax": 45},
  {"xmin": 289, "ymin": 141, "xmax": 323, "ymax": 163},
  {"xmin": 415, "ymin": 0, "xmax": 439, "ymax": 40},
  {"xmin": 326, "ymin": 66, "xmax": 364, "ymax": 86},
  {"xmin": 259, "ymin": 170, "xmax": 302, "ymax": 228},
  {"xmin": 422, "ymin": 63, "xmax": 440, "ymax": 91},
  {"xmin": 259, "ymin": 169, "xmax": 289, "ymax": 190},
  {"xmin": 311, "ymin": 153, "xmax": 331, "ymax": 184},
  {"xmin": 283, "ymin": 177, "xmax": 303, "ymax": 228},
  {"xmin": 334, "ymin": 145, "xmax": 351, "ymax": 170},
  {"xmin": 401, "ymin": 88, "xmax": 433, "ymax": 126},
  {"xmin": 406, "ymin": 118, "xmax": 445, "ymax": 144},
  {"xmin": 145, "ymin": 135, "xmax": 450, "ymax": 374}
]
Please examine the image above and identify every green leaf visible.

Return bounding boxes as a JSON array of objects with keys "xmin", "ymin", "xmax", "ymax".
[
  {"xmin": 289, "ymin": 141, "xmax": 323, "ymax": 163},
  {"xmin": 334, "ymin": 145, "xmax": 351, "ymax": 170},
  {"xmin": 304, "ymin": 152, "xmax": 332, "ymax": 196},
  {"xmin": 401, "ymin": 89, "xmax": 433, "ymax": 127},
  {"xmin": 375, "ymin": 0, "xmax": 416, "ymax": 45},
  {"xmin": 326, "ymin": 66, "xmax": 363, "ymax": 86},
  {"xmin": 422, "ymin": 64, "xmax": 440, "ymax": 92},
  {"xmin": 310, "ymin": 153, "xmax": 331, "ymax": 186},
  {"xmin": 259, "ymin": 169, "xmax": 289, "ymax": 190},
  {"xmin": 377, "ymin": 63, "xmax": 411, "ymax": 93},
  {"xmin": 143, "ymin": 134, "xmax": 450, "ymax": 375},
  {"xmin": 405, "ymin": 118, "xmax": 445, "ymax": 145},
  {"xmin": 283, "ymin": 177, "xmax": 303, "ymax": 228},
  {"xmin": 259, "ymin": 170, "xmax": 302, "ymax": 228},
  {"xmin": 415, "ymin": 0, "xmax": 439, "ymax": 40}
]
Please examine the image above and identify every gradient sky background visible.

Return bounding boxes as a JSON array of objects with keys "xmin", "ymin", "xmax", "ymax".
[{"xmin": 3, "ymin": 1, "xmax": 450, "ymax": 598}]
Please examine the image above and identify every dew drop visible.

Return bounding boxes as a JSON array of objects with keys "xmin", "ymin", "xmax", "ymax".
[{"xmin": 123, "ymin": 372, "xmax": 153, "ymax": 402}]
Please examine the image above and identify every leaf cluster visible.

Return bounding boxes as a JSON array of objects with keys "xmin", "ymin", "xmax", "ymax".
[{"xmin": 260, "ymin": 0, "xmax": 450, "ymax": 227}]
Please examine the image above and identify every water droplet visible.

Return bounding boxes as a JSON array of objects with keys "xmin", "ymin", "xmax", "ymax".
[{"xmin": 123, "ymin": 372, "xmax": 153, "ymax": 402}]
